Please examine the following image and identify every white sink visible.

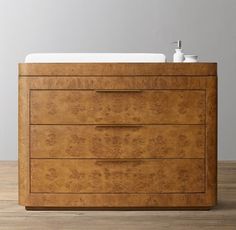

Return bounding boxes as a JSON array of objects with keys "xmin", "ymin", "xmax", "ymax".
[{"xmin": 25, "ymin": 53, "xmax": 166, "ymax": 63}]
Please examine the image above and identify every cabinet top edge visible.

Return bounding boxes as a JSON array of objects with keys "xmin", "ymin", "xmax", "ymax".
[{"xmin": 19, "ymin": 63, "xmax": 217, "ymax": 76}]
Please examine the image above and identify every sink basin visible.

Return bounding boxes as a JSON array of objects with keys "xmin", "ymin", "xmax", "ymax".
[{"xmin": 25, "ymin": 53, "xmax": 166, "ymax": 63}]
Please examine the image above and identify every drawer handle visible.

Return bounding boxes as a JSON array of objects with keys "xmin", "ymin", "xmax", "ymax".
[
  {"xmin": 95, "ymin": 125, "xmax": 143, "ymax": 128},
  {"xmin": 96, "ymin": 160, "xmax": 143, "ymax": 165},
  {"xmin": 95, "ymin": 90, "xmax": 143, "ymax": 93}
]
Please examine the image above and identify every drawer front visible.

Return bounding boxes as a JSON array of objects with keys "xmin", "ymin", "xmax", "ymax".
[
  {"xmin": 31, "ymin": 125, "xmax": 205, "ymax": 158},
  {"xmin": 30, "ymin": 90, "xmax": 205, "ymax": 124},
  {"xmin": 31, "ymin": 159, "xmax": 204, "ymax": 193}
]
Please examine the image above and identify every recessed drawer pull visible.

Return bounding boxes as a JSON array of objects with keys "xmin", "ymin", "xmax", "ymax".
[
  {"xmin": 95, "ymin": 160, "xmax": 144, "ymax": 165},
  {"xmin": 95, "ymin": 89, "xmax": 143, "ymax": 93},
  {"xmin": 95, "ymin": 125, "xmax": 143, "ymax": 128}
]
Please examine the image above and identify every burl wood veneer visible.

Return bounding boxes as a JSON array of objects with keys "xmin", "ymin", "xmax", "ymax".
[{"xmin": 18, "ymin": 63, "xmax": 217, "ymax": 209}]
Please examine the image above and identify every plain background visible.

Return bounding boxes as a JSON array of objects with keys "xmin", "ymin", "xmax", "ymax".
[{"xmin": 0, "ymin": 0, "xmax": 235, "ymax": 160}]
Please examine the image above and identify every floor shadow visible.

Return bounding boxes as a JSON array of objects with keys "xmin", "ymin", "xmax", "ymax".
[{"xmin": 214, "ymin": 200, "xmax": 236, "ymax": 211}]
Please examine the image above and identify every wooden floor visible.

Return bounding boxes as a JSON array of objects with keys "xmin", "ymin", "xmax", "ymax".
[{"xmin": 0, "ymin": 161, "xmax": 235, "ymax": 230}]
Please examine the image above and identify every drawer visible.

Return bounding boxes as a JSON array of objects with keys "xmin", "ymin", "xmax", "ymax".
[
  {"xmin": 31, "ymin": 159, "xmax": 205, "ymax": 193},
  {"xmin": 30, "ymin": 90, "xmax": 205, "ymax": 124},
  {"xmin": 30, "ymin": 125, "xmax": 205, "ymax": 158}
]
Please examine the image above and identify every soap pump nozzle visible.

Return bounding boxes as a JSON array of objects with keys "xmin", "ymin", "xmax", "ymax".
[{"xmin": 172, "ymin": 40, "xmax": 182, "ymax": 49}]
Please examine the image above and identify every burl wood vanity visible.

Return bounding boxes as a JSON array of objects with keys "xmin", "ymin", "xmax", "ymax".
[{"xmin": 18, "ymin": 63, "xmax": 217, "ymax": 209}]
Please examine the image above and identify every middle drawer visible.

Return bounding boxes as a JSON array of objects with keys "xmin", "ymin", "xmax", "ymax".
[{"xmin": 30, "ymin": 125, "xmax": 205, "ymax": 158}]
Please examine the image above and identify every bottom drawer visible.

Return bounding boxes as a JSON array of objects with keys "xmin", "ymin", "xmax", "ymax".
[{"xmin": 31, "ymin": 159, "xmax": 205, "ymax": 194}]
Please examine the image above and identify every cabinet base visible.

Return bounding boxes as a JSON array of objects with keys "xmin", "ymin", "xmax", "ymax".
[{"xmin": 25, "ymin": 206, "xmax": 214, "ymax": 211}]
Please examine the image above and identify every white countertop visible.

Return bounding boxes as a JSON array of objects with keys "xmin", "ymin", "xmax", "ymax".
[{"xmin": 25, "ymin": 53, "xmax": 166, "ymax": 63}]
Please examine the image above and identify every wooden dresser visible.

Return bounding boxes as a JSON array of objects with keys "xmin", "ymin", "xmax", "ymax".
[{"xmin": 18, "ymin": 63, "xmax": 217, "ymax": 209}]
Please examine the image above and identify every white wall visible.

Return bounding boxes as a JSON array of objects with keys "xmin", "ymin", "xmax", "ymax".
[{"xmin": 0, "ymin": 0, "xmax": 235, "ymax": 160}]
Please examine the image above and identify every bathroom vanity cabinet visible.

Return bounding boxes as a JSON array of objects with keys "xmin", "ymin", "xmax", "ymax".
[{"xmin": 18, "ymin": 63, "xmax": 217, "ymax": 209}]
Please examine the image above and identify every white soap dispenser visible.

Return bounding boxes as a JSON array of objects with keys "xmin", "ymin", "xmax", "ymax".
[{"xmin": 173, "ymin": 40, "xmax": 184, "ymax": 62}]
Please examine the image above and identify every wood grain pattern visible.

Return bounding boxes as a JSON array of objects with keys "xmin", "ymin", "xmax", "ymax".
[
  {"xmin": 18, "ymin": 79, "xmax": 30, "ymax": 205},
  {"xmin": 31, "ymin": 125, "xmax": 205, "ymax": 159},
  {"xmin": 21, "ymin": 76, "xmax": 207, "ymax": 90},
  {"xmin": 18, "ymin": 63, "xmax": 217, "ymax": 209},
  {"xmin": 205, "ymin": 76, "xmax": 217, "ymax": 206},
  {"xmin": 30, "ymin": 159, "xmax": 205, "ymax": 194},
  {"xmin": 1, "ymin": 161, "xmax": 236, "ymax": 229},
  {"xmin": 19, "ymin": 63, "xmax": 217, "ymax": 76},
  {"xmin": 30, "ymin": 90, "xmax": 206, "ymax": 124},
  {"xmin": 26, "ymin": 193, "xmax": 212, "ymax": 208}
]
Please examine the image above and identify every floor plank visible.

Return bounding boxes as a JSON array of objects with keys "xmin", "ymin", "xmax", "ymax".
[{"xmin": 0, "ymin": 161, "xmax": 235, "ymax": 230}]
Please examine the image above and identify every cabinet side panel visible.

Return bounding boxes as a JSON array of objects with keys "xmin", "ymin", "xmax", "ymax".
[
  {"xmin": 18, "ymin": 78, "xmax": 30, "ymax": 205},
  {"xmin": 205, "ymin": 76, "xmax": 217, "ymax": 206}
]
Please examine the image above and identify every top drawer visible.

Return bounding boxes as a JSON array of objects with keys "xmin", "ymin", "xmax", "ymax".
[{"xmin": 30, "ymin": 90, "xmax": 205, "ymax": 124}]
